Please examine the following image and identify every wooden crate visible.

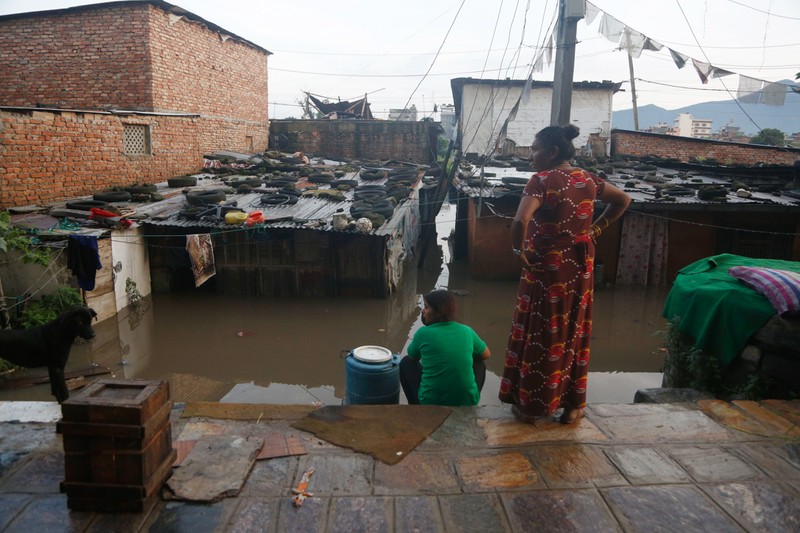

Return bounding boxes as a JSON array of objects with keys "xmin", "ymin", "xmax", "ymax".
[
  {"xmin": 59, "ymin": 378, "xmax": 174, "ymax": 512},
  {"xmin": 60, "ymin": 379, "xmax": 170, "ymax": 426}
]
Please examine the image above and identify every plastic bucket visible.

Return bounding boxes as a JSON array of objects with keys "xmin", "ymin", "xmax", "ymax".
[{"xmin": 343, "ymin": 351, "xmax": 400, "ymax": 405}]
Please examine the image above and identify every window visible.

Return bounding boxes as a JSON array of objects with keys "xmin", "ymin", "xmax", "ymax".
[{"xmin": 123, "ymin": 124, "xmax": 151, "ymax": 155}]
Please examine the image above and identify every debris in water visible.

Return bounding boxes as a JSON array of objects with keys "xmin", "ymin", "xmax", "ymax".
[{"xmin": 236, "ymin": 331, "xmax": 256, "ymax": 337}]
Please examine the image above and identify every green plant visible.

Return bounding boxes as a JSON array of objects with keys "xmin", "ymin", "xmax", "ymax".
[
  {"xmin": 662, "ymin": 319, "xmax": 772, "ymax": 399},
  {"xmin": 20, "ymin": 286, "xmax": 83, "ymax": 328},
  {"xmin": 0, "ymin": 211, "xmax": 51, "ymax": 266}
]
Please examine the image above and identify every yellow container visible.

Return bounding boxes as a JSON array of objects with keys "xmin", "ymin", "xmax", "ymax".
[{"xmin": 225, "ymin": 211, "xmax": 248, "ymax": 225}]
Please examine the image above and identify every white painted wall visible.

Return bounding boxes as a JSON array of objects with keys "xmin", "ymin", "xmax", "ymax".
[
  {"xmin": 110, "ymin": 227, "xmax": 152, "ymax": 313},
  {"xmin": 458, "ymin": 84, "xmax": 614, "ymax": 156}
]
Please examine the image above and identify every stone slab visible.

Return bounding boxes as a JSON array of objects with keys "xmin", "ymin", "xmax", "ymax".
[
  {"xmin": 478, "ymin": 417, "xmax": 607, "ymax": 447},
  {"xmin": 277, "ymin": 496, "xmax": 329, "ymax": 533},
  {"xmin": 502, "ymin": 489, "xmax": 622, "ymax": 532},
  {"xmin": 703, "ymin": 481, "xmax": 800, "ymax": 533},
  {"xmin": 738, "ymin": 443, "xmax": 800, "ymax": 480},
  {"xmin": 633, "ymin": 388, "xmax": 715, "ymax": 404},
  {"xmin": 761, "ymin": 399, "xmax": 800, "ymax": 426},
  {"xmin": 328, "ymin": 497, "xmax": 392, "ymax": 533},
  {"xmin": 177, "ymin": 421, "xmax": 228, "ymax": 441},
  {"xmin": 528, "ymin": 444, "xmax": 627, "ymax": 489},
  {"xmin": 3, "ymin": 494, "xmax": 93, "ymax": 533},
  {"xmin": 373, "ymin": 453, "xmax": 459, "ymax": 495},
  {"xmin": 667, "ymin": 445, "xmax": 763, "ymax": 483},
  {"xmin": 697, "ymin": 399, "xmax": 774, "ymax": 436},
  {"xmin": 239, "ymin": 456, "xmax": 298, "ymax": 498},
  {"xmin": 166, "ymin": 435, "xmax": 264, "ymax": 502},
  {"xmin": 227, "ymin": 497, "xmax": 279, "ymax": 533},
  {"xmin": 145, "ymin": 499, "xmax": 237, "ymax": 532},
  {"xmin": 2, "ymin": 452, "xmax": 63, "ymax": 494},
  {"xmin": 598, "ymin": 409, "xmax": 730, "ymax": 443},
  {"xmin": 293, "ymin": 454, "xmax": 373, "ymax": 496},
  {"xmin": 0, "ymin": 402, "xmax": 61, "ymax": 423},
  {"xmin": 456, "ymin": 452, "xmax": 541, "ymax": 490},
  {"xmin": 732, "ymin": 400, "xmax": 800, "ymax": 437},
  {"xmin": 395, "ymin": 496, "xmax": 444, "ymax": 533},
  {"xmin": 438, "ymin": 493, "xmax": 510, "ymax": 533},
  {"xmin": 604, "ymin": 447, "xmax": 691, "ymax": 485},
  {"xmin": 0, "ymin": 494, "xmax": 32, "ymax": 531},
  {"xmin": 602, "ymin": 485, "xmax": 743, "ymax": 533}
]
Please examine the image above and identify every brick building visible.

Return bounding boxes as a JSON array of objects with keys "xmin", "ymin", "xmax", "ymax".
[{"xmin": 0, "ymin": 1, "xmax": 271, "ymax": 207}]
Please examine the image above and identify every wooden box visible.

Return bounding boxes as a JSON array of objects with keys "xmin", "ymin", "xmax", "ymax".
[{"xmin": 59, "ymin": 379, "xmax": 174, "ymax": 512}]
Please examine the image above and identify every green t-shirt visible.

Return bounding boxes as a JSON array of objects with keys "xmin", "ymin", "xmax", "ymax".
[{"xmin": 407, "ymin": 321, "xmax": 487, "ymax": 406}]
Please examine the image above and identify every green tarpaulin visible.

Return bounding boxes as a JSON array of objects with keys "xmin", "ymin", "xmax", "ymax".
[{"xmin": 663, "ymin": 253, "xmax": 800, "ymax": 366}]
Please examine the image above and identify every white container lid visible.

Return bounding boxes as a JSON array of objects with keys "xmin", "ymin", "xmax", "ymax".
[{"xmin": 352, "ymin": 345, "xmax": 392, "ymax": 363}]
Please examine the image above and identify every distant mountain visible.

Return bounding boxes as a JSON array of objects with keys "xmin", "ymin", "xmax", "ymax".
[{"xmin": 612, "ymin": 80, "xmax": 800, "ymax": 136}]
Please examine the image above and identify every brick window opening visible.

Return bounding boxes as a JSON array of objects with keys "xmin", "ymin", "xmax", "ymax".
[
  {"xmin": 246, "ymin": 135, "xmax": 254, "ymax": 152},
  {"xmin": 123, "ymin": 124, "xmax": 151, "ymax": 155}
]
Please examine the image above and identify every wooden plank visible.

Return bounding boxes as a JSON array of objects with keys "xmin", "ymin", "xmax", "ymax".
[
  {"xmin": 0, "ymin": 365, "xmax": 112, "ymax": 389},
  {"xmin": 181, "ymin": 402, "xmax": 316, "ymax": 421}
]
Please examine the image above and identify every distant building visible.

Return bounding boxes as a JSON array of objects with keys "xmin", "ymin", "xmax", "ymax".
[
  {"xmin": 645, "ymin": 122, "xmax": 674, "ymax": 135},
  {"xmin": 714, "ymin": 121, "xmax": 750, "ymax": 143},
  {"xmin": 450, "ymin": 78, "xmax": 622, "ymax": 157},
  {"xmin": 674, "ymin": 113, "xmax": 712, "ymax": 139},
  {"xmin": 389, "ymin": 105, "xmax": 417, "ymax": 121}
]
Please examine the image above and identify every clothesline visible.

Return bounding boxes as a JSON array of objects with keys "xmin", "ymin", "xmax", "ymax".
[{"xmin": 526, "ymin": 1, "xmax": 795, "ymax": 107}]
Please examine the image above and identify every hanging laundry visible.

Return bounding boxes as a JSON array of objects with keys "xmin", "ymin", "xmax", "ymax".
[
  {"xmin": 761, "ymin": 81, "xmax": 787, "ymax": 106},
  {"xmin": 737, "ymin": 75, "xmax": 763, "ymax": 104},
  {"xmin": 668, "ymin": 48, "xmax": 689, "ymax": 69},
  {"xmin": 620, "ymin": 27, "xmax": 647, "ymax": 58},
  {"xmin": 185, "ymin": 234, "xmax": 216, "ymax": 287},
  {"xmin": 599, "ymin": 13, "xmax": 625, "ymax": 43},
  {"xmin": 67, "ymin": 235, "xmax": 102, "ymax": 291},
  {"xmin": 692, "ymin": 59, "xmax": 713, "ymax": 84},
  {"xmin": 521, "ymin": 74, "xmax": 533, "ymax": 105},
  {"xmin": 709, "ymin": 67, "xmax": 734, "ymax": 79},
  {"xmin": 584, "ymin": 1, "xmax": 601, "ymax": 25},
  {"xmin": 642, "ymin": 38, "xmax": 664, "ymax": 52},
  {"xmin": 544, "ymin": 33, "xmax": 554, "ymax": 67},
  {"xmin": 532, "ymin": 52, "xmax": 544, "ymax": 73}
]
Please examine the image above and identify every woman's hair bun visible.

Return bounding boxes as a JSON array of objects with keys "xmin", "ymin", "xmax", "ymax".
[{"xmin": 561, "ymin": 124, "xmax": 580, "ymax": 141}]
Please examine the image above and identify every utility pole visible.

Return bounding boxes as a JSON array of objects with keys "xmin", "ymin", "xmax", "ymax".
[
  {"xmin": 550, "ymin": 0, "xmax": 584, "ymax": 126},
  {"xmin": 624, "ymin": 31, "xmax": 640, "ymax": 131}
]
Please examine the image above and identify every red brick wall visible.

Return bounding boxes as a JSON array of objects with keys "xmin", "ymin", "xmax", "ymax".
[
  {"xmin": 147, "ymin": 8, "xmax": 268, "ymax": 123},
  {"xmin": 0, "ymin": 4, "xmax": 152, "ymax": 110},
  {"xmin": 270, "ymin": 120, "xmax": 436, "ymax": 163},
  {"xmin": 0, "ymin": 109, "xmax": 201, "ymax": 207},
  {"xmin": 611, "ymin": 130, "xmax": 800, "ymax": 166},
  {"xmin": 0, "ymin": 3, "xmax": 269, "ymax": 154}
]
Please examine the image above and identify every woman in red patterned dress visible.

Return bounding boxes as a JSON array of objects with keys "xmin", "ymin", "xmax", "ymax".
[{"xmin": 499, "ymin": 124, "xmax": 630, "ymax": 424}]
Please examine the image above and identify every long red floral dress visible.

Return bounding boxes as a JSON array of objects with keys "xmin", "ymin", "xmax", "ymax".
[{"xmin": 499, "ymin": 167, "xmax": 605, "ymax": 417}]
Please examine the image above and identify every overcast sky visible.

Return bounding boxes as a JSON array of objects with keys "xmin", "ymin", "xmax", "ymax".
[{"xmin": 1, "ymin": 0, "xmax": 798, "ymax": 121}]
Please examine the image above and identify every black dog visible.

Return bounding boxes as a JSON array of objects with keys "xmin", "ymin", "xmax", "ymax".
[{"xmin": 0, "ymin": 306, "xmax": 97, "ymax": 403}]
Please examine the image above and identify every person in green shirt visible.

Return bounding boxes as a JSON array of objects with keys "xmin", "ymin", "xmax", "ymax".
[{"xmin": 400, "ymin": 290, "xmax": 491, "ymax": 406}]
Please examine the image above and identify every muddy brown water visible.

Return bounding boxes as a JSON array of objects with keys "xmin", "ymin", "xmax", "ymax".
[{"xmin": 0, "ymin": 203, "xmax": 669, "ymax": 405}]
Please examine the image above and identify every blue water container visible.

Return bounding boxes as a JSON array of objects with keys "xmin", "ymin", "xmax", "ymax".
[{"xmin": 344, "ymin": 349, "xmax": 400, "ymax": 405}]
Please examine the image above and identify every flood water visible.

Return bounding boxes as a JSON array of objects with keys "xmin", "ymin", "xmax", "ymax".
[{"xmin": 1, "ymin": 203, "xmax": 669, "ymax": 405}]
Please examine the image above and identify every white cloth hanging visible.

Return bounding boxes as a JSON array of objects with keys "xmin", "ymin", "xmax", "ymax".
[
  {"xmin": 737, "ymin": 75, "xmax": 763, "ymax": 104},
  {"xmin": 620, "ymin": 27, "xmax": 647, "ymax": 58},
  {"xmin": 668, "ymin": 48, "xmax": 689, "ymax": 69},
  {"xmin": 584, "ymin": 1, "xmax": 601, "ymax": 25},
  {"xmin": 692, "ymin": 59, "xmax": 713, "ymax": 84},
  {"xmin": 761, "ymin": 81, "xmax": 787, "ymax": 106},
  {"xmin": 599, "ymin": 13, "xmax": 625, "ymax": 43}
]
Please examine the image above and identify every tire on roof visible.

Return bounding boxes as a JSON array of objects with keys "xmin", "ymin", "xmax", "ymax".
[
  {"xmin": 92, "ymin": 191, "xmax": 132, "ymax": 202},
  {"xmin": 186, "ymin": 190, "xmax": 226, "ymax": 206}
]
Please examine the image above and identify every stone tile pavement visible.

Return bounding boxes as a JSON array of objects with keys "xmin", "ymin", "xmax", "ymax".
[{"xmin": 0, "ymin": 399, "xmax": 798, "ymax": 532}]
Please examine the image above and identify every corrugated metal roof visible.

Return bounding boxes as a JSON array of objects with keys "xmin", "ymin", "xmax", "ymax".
[
  {"xmin": 139, "ymin": 171, "xmax": 420, "ymax": 237},
  {"xmin": 455, "ymin": 165, "xmax": 800, "ymax": 210}
]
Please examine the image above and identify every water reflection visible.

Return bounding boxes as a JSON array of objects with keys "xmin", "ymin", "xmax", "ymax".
[{"xmin": 0, "ymin": 203, "xmax": 669, "ymax": 405}]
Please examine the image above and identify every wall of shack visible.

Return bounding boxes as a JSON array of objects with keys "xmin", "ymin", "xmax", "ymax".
[{"xmin": 269, "ymin": 120, "xmax": 436, "ymax": 164}]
